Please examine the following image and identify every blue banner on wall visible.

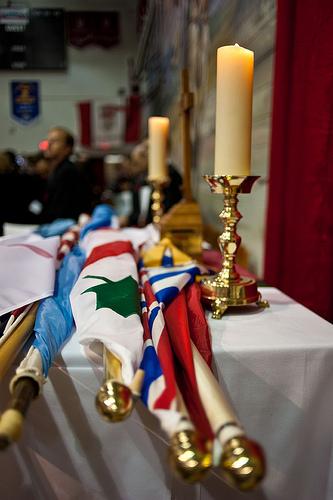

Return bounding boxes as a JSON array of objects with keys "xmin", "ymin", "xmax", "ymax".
[{"xmin": 11, "ymin": 81, "xmax": 40, "ymax": 125}]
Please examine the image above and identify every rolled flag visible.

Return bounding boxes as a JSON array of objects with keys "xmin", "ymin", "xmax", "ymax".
[
  {"xmin": 139, "ymin": 241, "xmax": 266, "ymax": 485},
  {"xmin": 139, "ymin": 264, "xmax": 212, "ymax": 482},
  {"xmin": 164, "ymin": 283, "xmax": 265, "ymax": 491},
  {"xmin": 143, "ymin": 236, "xmax": 265, "ymax": 489},
  {"xmin": 142, "ymin": 261, "xmax": 203, "ymax": 305},
  {"xmin": 138, "ymin": 244, "xmax": 209, "ymax": 435},
  {"xmin": 163, "ymin": 284, "xmax": 214, "ymax": 439},
  {"xmin": 80, "ymin": 204, "xmax": 115, "ymax": 239},
  {"xmin": 139, "ymin": 276, "xmax": 181, "ymax": 435},
  {"xmin": 57, "ymin": 216, "xmax": 89, "ymax": 262},
  {"xmin": 71, "ymin": 225, "xmax": 160, "ymax": 422},
  {"xmin": 57, "ymin": 226, "xmax": 82, "ymax": 261},
  {"xmin": 0, "ymin": 215, "xmax": 89, "ymax": 351},
  {"xmin": 139, "ymin": 281, "xmax": 211, "ymax": 482},
  {"xmin": 71, "ymin": 236, "xmax": 143, "ymax": 385},
  {"xmin": 80, "ymin": 224, "xmax": 159, "ymax": 258},
  {"xmin": 0, "ymin": 208, "xmax": 109, "ymax": 448},
  {"xmin": 0, "ymin": 245, "xmax": 85, "ymax": 449},
  {"xmin": 71, "ymin": 232, "xmax": 147, "ymax": 422},
  {"xmin": 36, "ymin": 218, "xmax": 76, "ymax": 238}
]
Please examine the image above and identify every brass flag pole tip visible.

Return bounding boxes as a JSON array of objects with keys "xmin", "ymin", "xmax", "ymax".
[
  {"xmin": 220, "ymin": 436, "xmax": 265, "ymax": 491},
  {"xmin": 169, "ymin": 429, "xmax": 212, "ymax": 483},
  {"xmin": 95, "ymin": 380, "xmax": 133, "ymax": 422}
]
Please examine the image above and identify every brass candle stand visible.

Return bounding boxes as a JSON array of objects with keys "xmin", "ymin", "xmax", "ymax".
[
  {"xmin": 149, "ymin": 178, "xmax": 168, "ymax": 224},
  {"xmin": 201, "ymin": 175, "xmax": 269, "ymax": 319}
]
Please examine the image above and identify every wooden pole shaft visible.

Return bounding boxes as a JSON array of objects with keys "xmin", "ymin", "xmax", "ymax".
[
  {"xmin": 191, "ymin": 341, "xmax": 243, "ymax": 443},
  {"xmin": 181, "ymin": 68, "xmax": 194, "ymax": 201},
  {"xmin": 104, "ymin": 347, "xmax": 123, "ymax": 382},
  {"xmin": 0, "ymin": 303, "xmax": 38, "ymax": 381}
]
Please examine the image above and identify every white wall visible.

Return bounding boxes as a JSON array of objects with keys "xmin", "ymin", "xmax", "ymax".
[{"xmin": 0, "ymin": 0, "xmax": 138, "ymax": 153}]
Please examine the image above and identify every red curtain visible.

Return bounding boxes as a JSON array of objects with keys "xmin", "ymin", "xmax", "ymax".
[
  {"xmin": 125, "ymin": 93, "xmax": 141, "ymax": 143},
  {"xmin": 264, "ymin": 0, "xmax": 333, "ymax": 322}
]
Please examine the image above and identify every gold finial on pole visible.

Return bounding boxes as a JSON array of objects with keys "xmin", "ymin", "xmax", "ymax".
[
  {"xmin": 95, "ymin": 348, "xmax": 133, "ymax": 422},
  {"xmin": 169, "ymin": 427, "xmax": 212, "ymax": 483},
  {"xmin": 169, "ymin": 388, "xmax": 212, "ymax": 483},
  {"xmin": 220, "ymin": 436, "xmax": 265, "ymax": 491}
]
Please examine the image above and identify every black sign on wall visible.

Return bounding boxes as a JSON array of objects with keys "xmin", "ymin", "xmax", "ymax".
[{"xmin": 0, "ymin": 8, "xmax": 67, "ymax": 70}]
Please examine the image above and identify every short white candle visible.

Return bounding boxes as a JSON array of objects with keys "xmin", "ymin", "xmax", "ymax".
[{"xmin": 148, "ymin": 116, "xmax": 169, "ymax": 181}]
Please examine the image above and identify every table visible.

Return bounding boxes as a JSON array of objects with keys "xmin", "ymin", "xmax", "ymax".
[{"xmin": 1, "ymin": 287, "xmax": 333, "ymax": 500}]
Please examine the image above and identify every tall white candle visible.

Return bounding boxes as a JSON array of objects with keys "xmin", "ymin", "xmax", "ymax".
[
  {"xmin": 148, "ymin": 116, "xmax": 169, "ymax": 181},
  {"xmin": 214, "ymin": 44, "xmax": 254, "ymax": 176}
]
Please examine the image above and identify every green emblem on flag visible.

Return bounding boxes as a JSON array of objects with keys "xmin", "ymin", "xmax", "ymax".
[{"xmin": 81, "ymin": 275, "xmax": 140, "ymax": 318}]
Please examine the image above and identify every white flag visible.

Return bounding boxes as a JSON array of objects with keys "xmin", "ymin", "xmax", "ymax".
[
  {"xmin": 0, "ymin": 233, "xmax": 59, "ymax": 315},
  {"xmin": 70, "ymin": 233, "xmax": 143, "ymax": 384}
]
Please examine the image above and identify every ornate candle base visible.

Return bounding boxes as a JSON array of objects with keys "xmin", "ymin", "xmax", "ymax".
[
  {"xmin": 201, "ymin": 175, "xmax": 269, "ymax": 319},
  {"xmin": 149, "ymin": 178, "xmax": 168, "ymax": 224},
  {"xmin": 201, "ymin": 275, "xmax": 266, "ymax": 319}
]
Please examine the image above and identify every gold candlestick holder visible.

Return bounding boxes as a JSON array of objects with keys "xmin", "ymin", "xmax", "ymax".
[
  {"xmin": 149, "ymin": 178, "xmax": 168, "ymax": 224},
  {"xmin": 201, "ymin": 175, "xmax": 269, "ymax": 319}
]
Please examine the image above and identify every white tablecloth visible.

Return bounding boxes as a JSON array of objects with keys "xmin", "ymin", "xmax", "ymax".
[{"xmin": 1, "ymin": 287, "xmax": 333, "ymax": 500}]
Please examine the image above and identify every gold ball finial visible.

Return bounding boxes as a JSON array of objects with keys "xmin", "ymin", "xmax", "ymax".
[
  {"xmin": 220, "ymin": 436, "xmax": 265, "ymax": 491},
  {"xmin": 169, "ymin": 429, "xmax": 212, "ymax": 483},
  {"xmin": 95, "ymin": 380, "xmax": 133, "ymax": 422}
]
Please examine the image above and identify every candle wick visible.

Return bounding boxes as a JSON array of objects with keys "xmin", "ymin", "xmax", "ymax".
[{"xmin": 234, "ymin": 43, "xmax": 240, "ymax": 47}]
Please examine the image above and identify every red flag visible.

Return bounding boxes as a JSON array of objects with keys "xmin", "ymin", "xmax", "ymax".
[
  {"xmin": 185, "ymin": 283, "xmax": 212, "ymax": 367},
  {"xmin": 164, "ymin": 285, "xmax": 214, "ymax": 439}
]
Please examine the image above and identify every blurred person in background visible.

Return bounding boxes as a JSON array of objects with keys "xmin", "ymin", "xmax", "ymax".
[
  {"xmin": 0, "ymin": 151, "xmax": 45, "ymax": 235},
  {"xmin": 27, "ymin": 152, "xmax": 50, "ymax": 180},
  {"xmin": 41, "ymin": 127, "xmax": 92, "ymax": 222},
  {"xmin": 106, "ymin": 154, "xmax": 135, "ymax": 226}
]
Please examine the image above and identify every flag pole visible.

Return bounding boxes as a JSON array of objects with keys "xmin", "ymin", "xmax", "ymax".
[
  {"xmin": 0, "ymin": 214, "xmax": 93, "ymax": 450},
  {"xmin": 191, "ymin": 342, "xmax": 265, "ymax": 491},
  {"xmin": 139, "ymin": 267, "xmax": 212, "ymax": 483},
  {"xmin": 169, "ymin": 386, "xmax": 212, "ymax": 483},
  {"xmin": 0, "ymin": 303, "xmax": 39, "ymax": 382},
  {"xmin": 0, "ymin": 304, "xmax": 34, "ymax": 349},
  {"xmin": 0, "ymin": 346, "xmax": 43, "ymax": 449},
  {"xmin": 129, "ymin": 367, "xmax": 145, "ymax": 397},
  {"xmin": 95, "ymin": 347, "xmax": 135, "ymax": 422}
]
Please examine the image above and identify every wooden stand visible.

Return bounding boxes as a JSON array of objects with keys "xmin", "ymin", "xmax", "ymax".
[{"xmin": 160, "ymin": 68, "xmax": 203, "ymax": 260}]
